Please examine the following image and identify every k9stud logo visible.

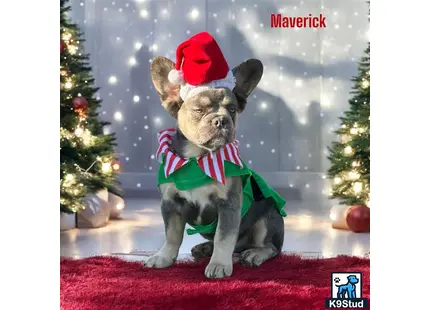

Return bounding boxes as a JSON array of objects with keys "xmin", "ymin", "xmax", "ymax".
[{"xmin": 325, "ymin": 272, "xmax": 369, "ymax": 309}]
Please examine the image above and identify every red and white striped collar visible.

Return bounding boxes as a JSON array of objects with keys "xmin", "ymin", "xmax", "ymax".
[{"xmin": 156, "ymin": 128, "xmax": 243, "ymax": 185}]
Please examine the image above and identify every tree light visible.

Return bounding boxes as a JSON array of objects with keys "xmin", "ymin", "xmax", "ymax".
[
  {"xmin": 62, "ymin": 32, "xmax": 72, "ymax": 41},
  {"xmin": 74, "ymin": 127, "xmax": 83, "ymax": 136},
  {"xmin": 65, "ymin": 174, "xmax": 75, "ymax": 181},
  {"xmin": 348, "ymin": 171, "xmax": 360, "ymax": 180},
  {"xmin": 350, "ymin": 128, "xmax": 358, "ymax": 135},
  {"xmin": 68, "ymin": 44, "xmax": 78, "ymax": 55},
  {"xmin": 64, "ymin": 81, "xmax": 73, "ymax": 89},
  {"xmin": 361, "ymin": 79, "xmax": 370, "ymax": 88},
  {"xmin": 344, "ymin": 146, "xmax": 353, "ymax": 155},
  {"xmin": 334, "ymin": 177, "xmax": 342, "ymax": 184},
  {"xmin": 102, "ymin": 162, "xmax": 112, "ymax": 173},
  {"xmin": 353, "ymin": 182, "xmax": 363, "ymax": 193}
]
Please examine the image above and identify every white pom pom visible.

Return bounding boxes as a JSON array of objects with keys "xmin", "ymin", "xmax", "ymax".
[{"xmin": 168, "ymin": 69, "xmax": 184, "ymax": 85}]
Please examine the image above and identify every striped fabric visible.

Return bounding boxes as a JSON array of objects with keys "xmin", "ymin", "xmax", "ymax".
[{"xmin": 156, "ymin": 128, "xmax": 243, "ymax": 184}]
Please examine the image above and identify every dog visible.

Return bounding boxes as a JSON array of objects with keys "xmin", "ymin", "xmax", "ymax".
[
  {"xmin": 336, "ymin": 275, "xmax": 359, "ymax": 298},
  {"xmin": 144, "ymin": 53, "xmax": 286, "ymax": 279}
]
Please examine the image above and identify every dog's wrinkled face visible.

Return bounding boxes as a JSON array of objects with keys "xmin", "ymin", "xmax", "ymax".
[
  {"xmin": 178, "ymin": 88, "xmax": 238, "ymax": 151},
  {"xmin": 150, "ymin": 57, "xmax": 263, "ymax": 151}
]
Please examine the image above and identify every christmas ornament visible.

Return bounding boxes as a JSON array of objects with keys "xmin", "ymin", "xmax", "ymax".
[
  {"xmin": 108, "ymin": 192, "xmax": 125, "ymax": 219},
  {"xmin": 329, "ymin": 204, "xmax": 352, "ymax": 230},
  {"xmin": 77, "ymin": 189, "xmax": 110, "ymax": 228},
  {"xmin": 61, "ymin": 40, "xmax": 66, "ymax": 53},
  {"xmin": 346, "ymin": 205, "xmax": 370, "ymax": 233},
  {"xmin": 168, "ymin": 32, "xmax": 236, "ymax": 101},
  {"xmin": 72, "ymin": 96, "xmax": 88, "ymax": 116}
]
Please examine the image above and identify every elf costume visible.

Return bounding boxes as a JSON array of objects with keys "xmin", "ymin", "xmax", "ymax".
[{"xmin": 156, "ymin": 32, "xmax": 287, "ymax": 236}]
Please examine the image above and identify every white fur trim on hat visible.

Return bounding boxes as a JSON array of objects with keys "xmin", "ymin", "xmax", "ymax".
[
  {"xmin": 168, "ymin": 69, "xmax": 185, "ymax": 85},
  {"xmin": 179, "ymin": 71, "xmax": 236, "ymax": 101}
]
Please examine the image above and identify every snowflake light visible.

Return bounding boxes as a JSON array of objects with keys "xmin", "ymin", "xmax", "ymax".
[
  {"xmin": 114, "ymin": 111, "xmax": 123, "ymax": 121},
  {"xmin": 108, "ymin": 76, "xmax": 118, "ymax": 85},
  {"xmin": 189, "ymin": 8, "xmax": 199, "ymax": 20}
]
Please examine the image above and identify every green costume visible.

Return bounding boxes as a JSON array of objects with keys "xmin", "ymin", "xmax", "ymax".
[{"xmin": 157, "ymin": 156, "xmax": 287, "ymax": 235}]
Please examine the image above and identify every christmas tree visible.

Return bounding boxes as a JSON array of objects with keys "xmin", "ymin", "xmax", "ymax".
[
  {"xmin": 327, "ymin": 44, "xmax": 370, "ymax": 206},
  {"xmin": 60, "ymin": 0, "xmax": 121, "ymax": 213}
]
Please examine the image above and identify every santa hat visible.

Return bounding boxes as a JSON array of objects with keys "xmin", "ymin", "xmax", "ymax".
[{"xmin": 168, "ymin": 32, "xmax": 236, "ymax": 101}]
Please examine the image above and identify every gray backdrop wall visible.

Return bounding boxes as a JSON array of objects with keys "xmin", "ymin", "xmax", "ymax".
[{"xmin": 69, "ymin": 0, "xmax": 369, "ymax": 199}]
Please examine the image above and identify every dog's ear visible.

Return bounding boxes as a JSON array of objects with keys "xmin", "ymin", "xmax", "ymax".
[
  {"xmin": 232, "ymin": 59, "xmax": 263, "ymax": 112},
  {"xmin": 150, "ymin": 56, "xmax": 183, "ymax": 119}
]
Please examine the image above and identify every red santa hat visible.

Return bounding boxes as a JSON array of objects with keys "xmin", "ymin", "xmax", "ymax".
[{"xmin": 168, "ymin": 32, "xmax": 236, "ymax": 101}]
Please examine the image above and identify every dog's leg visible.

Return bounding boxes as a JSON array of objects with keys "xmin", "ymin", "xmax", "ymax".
[
  {"xmin": 145, "ymin": 200, "xmax": 185, "ymax": 268},
  {"xmin": 204, "ymin": 179, "xmax": 242, "ymax": 279},
  {"xmin": 240, "ymin": 203, "xmax": 284, "ymax": 267}
]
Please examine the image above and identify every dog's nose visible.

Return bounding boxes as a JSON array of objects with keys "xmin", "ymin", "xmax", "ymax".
[{"xmin": 213, "ymin": 117, "xmax": 227, "ymax": 129}]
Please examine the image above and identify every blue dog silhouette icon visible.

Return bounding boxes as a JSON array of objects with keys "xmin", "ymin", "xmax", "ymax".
[{"xmin": 336, "ymin": 275, "xmax": 359, "ymax": 298}]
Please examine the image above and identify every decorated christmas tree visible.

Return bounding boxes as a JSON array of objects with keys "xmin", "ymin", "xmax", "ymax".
[
  {"xmin": 60, "ymin": 0, "xmax": 121, "ymax": 213},
  {"xmin": 327, "ymin": 44, "xmax": 370, "ymax": 207}
]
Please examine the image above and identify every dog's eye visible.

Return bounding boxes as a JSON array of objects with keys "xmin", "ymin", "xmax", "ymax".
[
  {"xmin": 228, "ymin": 106, "xmax": 236, "ymax": 113},
  {"xmin": 193, "ymin": 109, "xmax": 203, "ymax": 113}
]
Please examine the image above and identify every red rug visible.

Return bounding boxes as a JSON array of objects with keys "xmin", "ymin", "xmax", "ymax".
[{"xmin": 61, "ymin": 255, "xmax": 370, "ymax": 310}]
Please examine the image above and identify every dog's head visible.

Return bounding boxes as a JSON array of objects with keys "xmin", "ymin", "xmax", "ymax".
[
  {"xmin": 150, "ymin": 56, "xmax": 263, "ymax": 152},
  {"xmin": 347, "ymin": 275, "xmax": 359, "ymax": 284}
]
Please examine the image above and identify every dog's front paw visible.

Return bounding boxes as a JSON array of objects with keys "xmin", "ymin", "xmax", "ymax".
[
  {"xmin": 191, "ymin": 241, "xmax": 214, "ymax": 259},
  {"xmin": 145, "ymin": 254, "xmax": 175, "ymax": 268},
  {"xmin": 204, "ymin": 261, "xmax": 233, "ymax": 279}
]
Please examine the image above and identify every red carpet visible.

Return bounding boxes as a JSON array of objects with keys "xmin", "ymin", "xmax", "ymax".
[{"xmin": 61, "ymin": 255, "xmax": 370, "ymax": 310}]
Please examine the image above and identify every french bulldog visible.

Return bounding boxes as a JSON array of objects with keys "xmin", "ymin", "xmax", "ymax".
[{"xmin": 145, "ymin": 56, "xmax": 285, "ymax": 279}]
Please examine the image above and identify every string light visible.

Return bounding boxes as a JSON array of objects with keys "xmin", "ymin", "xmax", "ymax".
[
  {"xmin": 344, "ymin": 146, "xmax": 353, "ymax": 155},
  {"xmin": 62, "ymin": 32, "xmax": 72, "ymax": 41},
  {"xmin": 350, "ymin": 128, "xmax": 358, "ymax": 135},
  {"xmin": 74, "ymin": 127, "xmax": 84, "ymax": 136},
  {"xmin": 348, "ymin": 171, "xmax": 360, "ymax": 180},
  {"xmin": 67, "ymin": 44, "xmax": 78, "ymax": 55},
  {"xmin": 361, "ymin": 79, "xmax": 369, "ymax": 88},
  {"xmin": 81, "ymin": 129, "xmax": 93, "ymax": 145},
  {"xmin": 353, "ymin": 182, "xmax": 363, "ymax": 193},
  {"xmin": 65, "ymin": 174, "xmax": 75, "ymax": 182},
  {"xmin": 102, "ymin": 162, "xmax": 112, "ymax": 173},
  {"xmin": 334, "ymin": 177, "xmax": 342, "ymax": 184},
  {"xmin": 64, "ymin": 80, "xmax": 73, "ymax": 89},
  {"xmin": 352, "ymin": 161, "xmax": 360, "ymax": 167}
]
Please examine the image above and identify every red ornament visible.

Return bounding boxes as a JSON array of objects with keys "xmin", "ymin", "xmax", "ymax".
[
  {"xmin": 61, "ymin": 40, "xmax": 66, "ymax": 53},
  {"xmin": 346, "ymin": 205, "xmax": 370, "ymax": 233},
  {"xmin": 72, "ymin": 97, "xmax": 89, "ymax": 116}
]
